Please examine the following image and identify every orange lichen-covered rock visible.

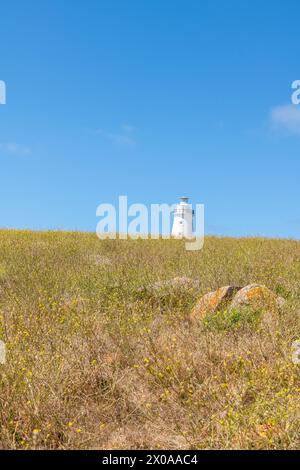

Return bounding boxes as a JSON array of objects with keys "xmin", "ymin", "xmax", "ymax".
[
  {"xmin": 190, "ymin": 285, "xmax": 240, "ymax": 321},
  {"xmin": 229, "ymin": 284, "xmax": 285, "ymax": 311}
]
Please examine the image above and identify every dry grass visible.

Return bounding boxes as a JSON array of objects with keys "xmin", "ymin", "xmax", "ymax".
[{"xmin": 0, "ymin": 229, "xmax": 300, "ymax": 449}]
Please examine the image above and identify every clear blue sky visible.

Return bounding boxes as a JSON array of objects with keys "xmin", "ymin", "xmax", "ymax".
[{"xmin": 0, "ymin": 0, "xmax": 299, "ymax": 238}]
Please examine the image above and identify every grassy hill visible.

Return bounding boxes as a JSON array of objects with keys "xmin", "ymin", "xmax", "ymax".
[{"xmin": 0, "ymin": 230, "xmax": 299, "ymax": 449}]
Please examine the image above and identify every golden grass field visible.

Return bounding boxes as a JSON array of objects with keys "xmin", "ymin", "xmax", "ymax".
[{"xmin": 0, "ymin": 229, "xmax": 300, "ymax": 449}]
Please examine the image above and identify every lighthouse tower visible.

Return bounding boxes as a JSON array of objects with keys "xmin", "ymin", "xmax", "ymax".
[{"xmin": 171, "ymin": 197, "xmax": 194, "ymax": 238}]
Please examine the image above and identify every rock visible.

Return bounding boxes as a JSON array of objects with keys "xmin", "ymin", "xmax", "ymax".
[
  {"xmin": 190, "ymin": 283, "xmax": 285, "ymax": 324},
  {"xmin": 229, "ymin": 284, "xmax": 285, "ymax": 311},
  {"xmin": 190, "ymin": 285, "xmax": 241, "ymax": 321}
]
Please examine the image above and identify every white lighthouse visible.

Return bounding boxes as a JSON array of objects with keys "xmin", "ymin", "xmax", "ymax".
[{"xmin": 171, "ymin": 197, "xmax": 194, "ymax": 239}]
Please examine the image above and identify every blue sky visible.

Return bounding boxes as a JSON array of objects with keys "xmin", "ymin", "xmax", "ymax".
[{"xmin": 0, "ymin": 0, "xmax": 300, "ymax": 238}]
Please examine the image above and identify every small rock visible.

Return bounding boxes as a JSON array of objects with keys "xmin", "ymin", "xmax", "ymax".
[
  {"xmin": 229, "ymin": 284, "xmax": 285, "ymax": 311},
  {"xmin": 190, "ymin": 285, "xmax": 240, "ymax": 321}
]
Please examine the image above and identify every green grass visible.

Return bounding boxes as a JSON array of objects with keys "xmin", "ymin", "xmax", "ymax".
[
  {"xmin": 0, "ymin": 229, "xmax": 300, "ymax": 449},
  {"xmin": 203, "ymin": 307, "xmax": 263, "ymax": 332}
]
